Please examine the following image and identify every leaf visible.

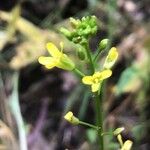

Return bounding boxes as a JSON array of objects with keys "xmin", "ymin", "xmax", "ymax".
[
  {"xmin": 86, "ymin": 129, "xmax": 97, "ymax": 143},
  {"xmin": 115, "ymin": 65, "xmax": 141, "ymax": 95}
]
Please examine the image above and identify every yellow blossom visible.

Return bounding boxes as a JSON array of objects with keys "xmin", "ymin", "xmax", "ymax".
[
  {"xmin": 103, "ymin": 47, "xmax": 118, "ymax": 69},
  {"xmin": 113, "ymin": 127, "xmax": 125, "ymax": 136},
  {"xmin": 117, "ymin": 134, "xmax": 133, "ymax": 150},
  {"xmin": 82, "ymin": 69, "xmax": 112, "ymax": 92},
  {"xmin": 38, "ymin": 42, "xmax": 75, "ymax": 70},
  {"xmin": 121, "ymin": 140, "xmax": 133, "ymax": 150},
  {"xmin": 64, "ymin": 111, "xmax": 79, "ymax": 125}
]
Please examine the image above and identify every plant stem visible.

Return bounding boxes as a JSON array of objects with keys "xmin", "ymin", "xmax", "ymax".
[
  {"xmin": 73, "ymin": 68, "xmax": 85, "ymax": 77},
  {"xmin": 94, "ymin": 91, "xmax": 104, "ymax": 150},
  {"xmin": 83, "ymin": 42, "xmax": 95, "ymax": 74},
  {"xmin": 79, "ymin": 121, "xmax": 98, "ymax": 130},
  {"xmin": 83, "ymin": 41, "xmax": 103, "ymax": 149}
]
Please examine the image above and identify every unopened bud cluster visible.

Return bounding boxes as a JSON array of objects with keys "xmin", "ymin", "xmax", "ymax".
[{"xmin": 60, "ymin": 16, "xmax": 97, "ymax": 45}]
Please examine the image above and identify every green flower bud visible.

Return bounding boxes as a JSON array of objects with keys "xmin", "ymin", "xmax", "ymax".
[
  {"xmin": 99, "ymin": 39, "xmax": 109, "ymax": 51},
  {"xmin": 70, "ymin": 17, "xmax": 80, "ymax": 28},
  {"xmin": 77, "ymin": 47, "xmax": 86, "ymax": 60},
  {"xmin": 60, "ymin": 27, "xmax": 71, "ymax": 38}
]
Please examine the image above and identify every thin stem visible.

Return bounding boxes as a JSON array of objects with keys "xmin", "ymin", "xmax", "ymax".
[
  {"xmin": 78, "ymin": 90, "xmax": 90, "ymax": 120},
  {"xmin": 83, "ymin": 42, "xmax": 95, "ymax": 74},
  {"xmin": 94, "ymin": 91, "xmax": 104, "ymax": 150},
  {"xmin": 79, "ymin": 121, "xmax": 98, "ymax": 130},
  {"xmin": 101, "ymin": 132, "xmax": 113, "ymax": 136},
  {"xmin": 93, "ymin": 48, "xmax": 102, "ymax": 63},
  {"xmin": 73, "ymin": 68, "xmax": 85, "ymax": 77},
  {"xmin": 82, "ymin": 41, "xmax": 103, "ymax": 149}
]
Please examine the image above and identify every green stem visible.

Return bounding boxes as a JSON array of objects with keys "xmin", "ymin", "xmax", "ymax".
[
  {"xmin": 73, "ymin": 68, "xmax": 85, "ymax": 77},
  {"xmin": 79, "ymin": 121, "xmax": 98, "ymax": 130},
  {"xmin": 93, "ymin": 48, "xmax": 102, "ymax": 63},
  {"xmin": 83, "ymin": 42, "xmax": 95, "ymax": 74},
  {"xmin": 94, "ymin": 91, "xmax": 104, "ymax": 150},
  {"xmin": 83, "ymin": 41, "xmax": 103, "ymax": 149},
  {"xmin": 101, "ymin": 132, "xmax": 113, "ymax": 136}
]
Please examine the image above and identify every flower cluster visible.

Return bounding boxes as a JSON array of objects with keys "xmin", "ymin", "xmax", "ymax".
[
  {"xmin": 60, "ymin": 16, "xmax": 97, "ymax": 44},
  {"xmin": 37, "ymin": 15, "xmax": 133, "ymax": 150}
]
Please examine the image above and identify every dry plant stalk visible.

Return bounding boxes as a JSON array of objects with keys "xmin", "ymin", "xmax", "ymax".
[{"xmin": 0, "ymin": 120, "xmax": 18, "ymax": 150}]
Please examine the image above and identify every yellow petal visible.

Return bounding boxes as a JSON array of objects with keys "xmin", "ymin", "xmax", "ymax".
[
  {"xmin": 103, "ymin": 47, "xmax": 118, "ymax": 69},
  {"xmin": 46, "ymin": 42, "xmax": 61, "ymax": 57},
  {"xmin": 108, "ymin": 47, "xmax": 118, "ymax": 60},
  {"xmin": 64, "ymin": 111, "xmax": 73, "ymax": 122},
  {"xmin": 45, "ymin": 64, "xmax": 56, "ymax": 69},
  {"xmin": 64, "ymin": 111, "xmax": 79, "ymax": 125},
  {"xmin": 99, "ymin": 69, "xmax": 112, "ymax": 80},
  {"xmin": 38, "ymin": 56, "xmax": 56, "ymax": 65},
  {"xmin": 91, "ymin": 83, "xmax": 100, "ymax": 92},
  {"xmin": 82, "ymin": 76, "xmax": 93, "ymax": 85},
  {"xmin": 121, "ymin": 140, "xmax": 133, "ymax": 150}
]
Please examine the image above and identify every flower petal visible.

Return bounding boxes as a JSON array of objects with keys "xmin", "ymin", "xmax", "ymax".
[
  {"xmin": 82, "ymin": 76, "xmax": 93, "ymax": 85},
  {"xmin": 91, "ymin": 83, "xmax": 100, "ymax": 92},
  {"xmin": 38, "ymin": 56, "xmax": 56, "ymax": 65},
  {"xmin": 64, "ymin": 111, "xmax": 73, "ymax": 122},
  {"xmin": 46, "ymin": 42, "xmax": 61, "ymax": 57},
  {"xmin": 103, "ymin": 47, "xmax": 118, "ymax": 69},
  {"xmin": 99, "ymin": 69, "xmax": 112, "ymax": 80},
  {"xmin": 121, "ymin": 140, "xmax": 133, "ymax": 150},
  {"xmin": 45, "ymin": 64, "xmax": 56, "ymax": 69}
]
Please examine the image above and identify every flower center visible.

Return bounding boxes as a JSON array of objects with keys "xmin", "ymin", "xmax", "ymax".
[{"xmin": 93, "ymin": 77, "xmax": 99, "ymax": 84}]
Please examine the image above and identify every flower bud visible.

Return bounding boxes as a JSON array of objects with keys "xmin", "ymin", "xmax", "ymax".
[
  {"xmin": 103, "ymin": 47, "xmax": 118, "ymax": 69},
  {"xmin": 70, "ymin": 17, "xmax": 80, "ymax": 28},
  {"xmin": 77, "ymin": 47, "xmax": 86, "ymax": 60},
  {"xmin": 99, "ymin": 39, "xmax": 109, "ymax": 51},
  {"xmin": 60, "ymin": 27, "xmax": 71, "ymax": 38},
  {"xmin": 64, "ymin": 111, "xmax": 79, "ymax": 125},
  {"xmin": 113, "ymin": 127, "xmax": 125, "ymax": 136}
]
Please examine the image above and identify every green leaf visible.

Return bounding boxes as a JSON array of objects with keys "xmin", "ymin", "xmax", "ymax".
[
  {"xmin": 115, "ymin": 66, "xmax": 140, "ymax": 95},
  {"xmin": 86, "ymin": 129, "xmax": 97, "ymax": 143}
]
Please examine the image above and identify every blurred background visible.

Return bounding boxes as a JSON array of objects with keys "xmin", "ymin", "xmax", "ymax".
[{"xmin": 0, "ymin": 0, "xmax": 150, "ymax": 150}]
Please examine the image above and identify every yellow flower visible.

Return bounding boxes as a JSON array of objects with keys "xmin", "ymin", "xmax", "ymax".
[
  {"xmin": 64, "ymin": 111, "xmax": 79, "ymax": 125},
  {"xmin": 103, "ymin": 47, "xmax": 118, "ymax": 69},
  {"xmin": 113, "ymin": 127, "xmax": 125, "ymax": 136},
  {"xmin": 38, "ymin": 42, "xmax": 75, "ymax": 70},
  {"xmin": 121, "ymin": 140, "xmax": 133, "ymax": 150},
  {"xmin": 117, "ymin": 134, "xmax": 133, "ymax": 150},
  {"xmin": 82, "ymin": 69, "xmax": 112, "ymax": 92}
]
